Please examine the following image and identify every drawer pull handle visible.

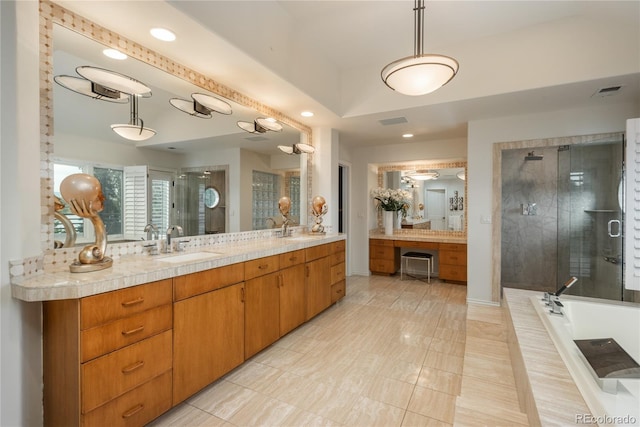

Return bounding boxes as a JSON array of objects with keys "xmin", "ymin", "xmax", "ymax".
[
  {"xmin": 258, "ymin": 264, "xmax": 268, "ymax": 270},
  {"xmin": 121, "ymin": 325, "xmax": 145, "ymax": 336},
  {"xmin": 121, "ymin": 297, "xmax": 144, "ymax": 307},
  {"xmin": 122, "ymin": 360, "xmax": 145, "ymax": 374},
  {"xmin": 122, "ymin": 404, "xmax": 144, "ymax": 419}
]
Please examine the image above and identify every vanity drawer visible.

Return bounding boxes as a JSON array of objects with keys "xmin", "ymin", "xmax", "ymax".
[
  {"xmin": 81, "ymin": 330, "xmax": 172, "ymax": 413},
  {"xmin": 82, "ymin": 370, "xmax": 172, "ymax": 427},
  {"xmin": 330, "ymin": 250, "xmax": 345, "ymax": 266},
  {"xmin": 330, "ymin": 262, "xmax": 345, "ymax": 284},
  {"xmin": 81, "ymin": 304, "xmax": 172, "ymax": 362},
  {"xmin": 398, "ymin": 240, "xmax": 439, "ymax": 250},
  {"xmin": 331, "ymin": 280, "xmax": 346, "ymax": 303},
  {"xmin": 305, "ymin": 243, "xmax": 330, "ymax": 261},
  {"xmin": 173, "ymin": 264, "xmax": 244, "ymax": 301},
  {"xmin": 440, "ymin": 250, "xmax": 467, "ymax": 266},
  {"xmin": 370, "ymin": 238, "xmax": 394, "ymax": 247},
  {"xmin": 369, "ymin": 244, "xmax": 396, "ymax": 259},
  {"xmin": 331, "ymin": 240, "xmax": 345, "ymax": 253},
  {"xmin": 369, "ymin": 259, "xmax": 398, "ymax": 275},
  {"xmin": 279, "ymin": 250, "xmax": 305, "ymax": 269},
  {"xmin": 439, "ymin": 243, "xmax": 467, "ymax": 253},
  {"xmin": 245, "ymin": 255, "xmax": 280, "ymax": 280},
  {"xmin": 439, "ymin": 264, "xmax": 467, "ymax": 282},
  {"xmin": 81, "ymin": 280, "xmax": 172, "ymax": 330}
]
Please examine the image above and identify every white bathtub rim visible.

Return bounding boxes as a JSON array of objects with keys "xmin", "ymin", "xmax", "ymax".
[{"xmin": 529, "ymin": 296, "xmax": 640, "ymax": 427}]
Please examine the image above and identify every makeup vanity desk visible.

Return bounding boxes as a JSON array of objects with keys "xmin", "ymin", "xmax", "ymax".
[{"xmin": 369, "ymin": 231, "xmax": 467, "ymax": 284}]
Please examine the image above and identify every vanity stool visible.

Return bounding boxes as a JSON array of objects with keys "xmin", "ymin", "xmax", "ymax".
[{"xmin": 401, "ymin": 252, "xmax": 433, "ymax": 283}]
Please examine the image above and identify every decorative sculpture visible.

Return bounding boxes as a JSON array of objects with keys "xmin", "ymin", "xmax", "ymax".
[
  {"xmin": 310, "ymin": 195, "xmax": 328, "ymax": 234},
  {"xmin": 60, "ymin": 173, "xmax": 113, "ymax": 272},
  {"xmin": 278, "ymin": 196, "xmax": 292, "ymax": 236},
  {"xmin": 53, "ymin": 195, "xmax": 77, "ymax": 249}
]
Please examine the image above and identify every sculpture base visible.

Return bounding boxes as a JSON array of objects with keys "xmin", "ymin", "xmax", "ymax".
[{"xmin": 69, "ymin": 257, "xmax": 113, "ymax": 273}]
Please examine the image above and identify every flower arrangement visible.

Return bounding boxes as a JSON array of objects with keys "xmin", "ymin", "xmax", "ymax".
[{"xmin": 371, "ymin": 187, "xmax": 412, "ymax": 215}]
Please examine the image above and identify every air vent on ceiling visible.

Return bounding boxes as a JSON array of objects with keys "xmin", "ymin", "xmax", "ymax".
[
  {"xmin": 592, "ymin": 85, "xmax": 623, "ymax": 97},
  {"xmin": 378, "ymin": 117, "xmax": 408, "ymax": 126},
  {"xmin": 245, "ymin": 136, "xmax": 269, "ymax": 142}
]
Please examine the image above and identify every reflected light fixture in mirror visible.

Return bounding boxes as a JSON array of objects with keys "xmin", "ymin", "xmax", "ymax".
[
  {"xmin": 102, "ymin": 48, "xmax": 127, "ymax": 60},
  {"xmin": 278, "ymin": 143, "xmax": 315, "ymax": 155},
  {"xmin": 456, "ymin": 170, "xmax": 466, "ymax": 180},
  {"xmin": 170, "ymin": 93, "xmax": 233, "ymax": 118},
  {"xmin": 111, "ymin": 95, "xmax": 156, "ymax": 141},
  {"xmin": 150, "ymin": 27, "xmax": 176, "ymax": 42},
  {"xmin": 237, "ymin": 117, "xmax": 283, "ymax": 133},
  {"xmin": 407, "ymin": 169, "xmax": 439, "ymax": 180},
  {"xmin": 54, "ymin": 75, "xmax": 129, "ymax": 102}
]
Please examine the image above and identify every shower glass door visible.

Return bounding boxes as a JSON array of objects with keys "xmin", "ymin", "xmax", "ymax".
[{"xmin": 557, "ymin": 138, "xmax": 624, "ymax": 300}]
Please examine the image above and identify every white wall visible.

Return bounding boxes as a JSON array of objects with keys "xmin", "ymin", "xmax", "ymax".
[
  {"xmin": 348, "ymin": 138, "xmax": 467, "ymax": 276},
  {"xmin": 467, "ymin": 101, "xmax": 639, "ymax": 304},
  {"xmin": 1, "ymin": 1, "xmax": 44, "ymax": 426}
]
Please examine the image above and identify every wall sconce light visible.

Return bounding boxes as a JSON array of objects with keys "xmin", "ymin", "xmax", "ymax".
[
  {"xmin": 237, "ymin": 117, "xmax": 283, "ymax": 133},
  {"xmin": 407, "ymin": 169, "xmax": 439, "ymax": 180},
  {"xmin": 278, "ymin": 143, "xmax": 315, "ymax": 154},
  {"xmin": 170, "ymin": 93, "xmax": 232, "ymax": 118}
]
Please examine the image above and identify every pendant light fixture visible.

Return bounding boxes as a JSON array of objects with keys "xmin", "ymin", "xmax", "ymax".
[
  {"xmin": 278, "ymin": 143, "xmax": 315, "ymax": 155},
  {"xmin": 170, "ymin": 93, "xmax": 232, "ymax": 118},
  {"xmin": 237, "ymin": 117, "xmax": 283, "ymax": 134},
  {"xmin": 111, "ymin": 94, "xmax": 156, "ymax": 141},
  {"xmin": 381, "ymin": 0, "xmax": 458, "ymax": 96}
]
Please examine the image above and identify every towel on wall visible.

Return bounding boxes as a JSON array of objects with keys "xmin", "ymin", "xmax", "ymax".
[{"xmin": 449, "ymin": 215, "xmax": 463, "ymax": 231}]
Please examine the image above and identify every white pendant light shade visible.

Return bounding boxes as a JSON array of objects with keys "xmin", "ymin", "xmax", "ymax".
[
  {"xmin": 76, "ymin": 66, "xmax": 152, "ymax": 97},
  {"xmin": 381, "ymin": 0, "xmax": 458, "ymax": 96},
  {"xmin": 278, "ymin": 145, "xmax": 294, "ymax": 154},
  {"xmin": 192, "ymin": 93, "xmax": 232, "ymax": 115},
  {"xmin": 381, "ymin": 54, "xmax": 459, "ymax": 96},
  {"xmin": 278, "ymin": 143, "xmax": 315, "ymax": 155},
  {"xmin": 169, "ymin": 98, "xmax": 212, "ymax": 118},
  {"xmin": 54, "ymin": 75, "xmax": 129, "ymax": 103},
  {"xmin": 408, "ymin": 170, "xmax": 439, "ymax": 180},
  {"xmin": 111, "ymin": 124, "xmax": 156, "ymax": 141},
  {"xmin": 237, "ymin": 118, "xmax": 283, "ymax": 133}
]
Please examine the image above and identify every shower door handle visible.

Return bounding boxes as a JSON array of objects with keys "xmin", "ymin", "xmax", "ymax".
[{"xmin": 608, "ymin": 220, "xmax": 621, "ymax": 238}]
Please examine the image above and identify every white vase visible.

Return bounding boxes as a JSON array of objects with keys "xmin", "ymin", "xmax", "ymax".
[{"xmin": 384, "ymin": 210, "xmax": 394, "ymax": 236}]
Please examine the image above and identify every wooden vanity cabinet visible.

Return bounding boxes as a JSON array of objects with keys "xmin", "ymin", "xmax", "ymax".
[
  {"xmin": 305, "ymin": 243, "xmax": 332, "ymax": 320},
  {"xmin": 439, "ymin": 243, "xmax": 468, "ymax": 283},
  {"xmin": 330, "ymin": 240, "xmax": 346, "ymax": 302},
  {"xmin": 278, "ymin": 250, "xmax": 306, "ymax": 336},
  {"xmin": 244, "ymin": 255, "xmax": 281, "ymax": 359},
  {"xmin": 172, "ymin": 264, "xmax": 245, "ymax": 405},
  {"xmin": 43, "ymin": 279, "xmax": 173, "ymax": 427},
  {"xmin": 369, "ymin": 238, "xmax": 399, "ymax": 275}
]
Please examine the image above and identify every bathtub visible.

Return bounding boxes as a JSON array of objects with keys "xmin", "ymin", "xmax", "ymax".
[{"xmin": 531, "ymin": 296, "xmax": 640, "ymax": 426}]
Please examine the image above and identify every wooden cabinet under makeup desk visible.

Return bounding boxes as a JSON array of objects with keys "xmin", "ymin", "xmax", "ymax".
[{"xmin": 369, "ymin": 238, "xmax": 467, "ymax": 284}]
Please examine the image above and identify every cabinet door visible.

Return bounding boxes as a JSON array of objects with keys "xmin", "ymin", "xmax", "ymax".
[
  {"xmin": 306, "ymin": 256, "xmax": 332, "ymax": 320},
  {"xmin": 279, "ymin": 264, "xmax": 306, "ymax": 336},
  {"xmin": 245, "ymin": 272, "xmax": 280, "ymax": 359},
  {"xmin": 173, "ymin": 283, "xmax": 245, "ymax": 405}
]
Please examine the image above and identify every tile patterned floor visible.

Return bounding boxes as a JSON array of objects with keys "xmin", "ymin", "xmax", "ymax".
[{"xmin": 149, "ymin": 275, "xmax": 530, "ymax": 426}]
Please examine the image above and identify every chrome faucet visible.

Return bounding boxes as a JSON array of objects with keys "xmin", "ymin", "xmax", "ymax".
[
  {"xmin": 165, "ymin": 225, "xmax": 184, "ymax": 253},
  {"xmin": 281, "ymin": 216, "xmax": 292, "ymax": 238},
  {"xmin": 543, "ymin": 276, "xmax": 578, "ymax": 305},
  {"xmin": 144, "ymin": 223, "xmax": 159, "ymax": 240}
]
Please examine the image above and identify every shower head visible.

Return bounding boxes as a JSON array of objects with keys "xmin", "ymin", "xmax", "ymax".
[{"xmin": 525, "ymin": 151, "xmax": 543, "ymax": 161}]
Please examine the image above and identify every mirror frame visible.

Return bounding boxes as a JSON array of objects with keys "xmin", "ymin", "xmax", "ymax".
[
  {"xmin": 376, "ymin": 160, "xmax": 467, "ymax": 238},
  {"xmin": 38, "ymin": 0, "xmax": 313, "ymax": 252}
]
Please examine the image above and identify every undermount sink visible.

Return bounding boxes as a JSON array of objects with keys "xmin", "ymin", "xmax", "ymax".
[{"xmin": 156, "ymin": 251, "xmax": 224, "ymax": 263}]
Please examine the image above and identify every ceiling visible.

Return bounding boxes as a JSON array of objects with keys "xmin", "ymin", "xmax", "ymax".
[{"xmin": 55, "ymin": 1, "xmax": 640, "ymax": 151}]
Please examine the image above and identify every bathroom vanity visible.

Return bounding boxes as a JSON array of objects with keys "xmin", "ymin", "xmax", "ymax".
[
  {"xmin": 369, "ymin": 233, "xmax": 467, "ymax": 283},
  {"xmin": 12, "ymin": 234, "xmax": 345, "ymax": 427}
]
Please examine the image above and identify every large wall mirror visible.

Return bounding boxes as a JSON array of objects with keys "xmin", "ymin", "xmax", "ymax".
[
  {"xmin": 40, "ymin": 2, "xmax": 312, "ymax": 250},
  {"xmin": 377, "ymin": 161, "xmax": 467, "ymax": 237}
]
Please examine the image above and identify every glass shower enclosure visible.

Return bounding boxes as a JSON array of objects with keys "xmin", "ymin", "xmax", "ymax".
[{"xmin": 557, "ymin": 138, "xmax": 625, "ymax": 300}]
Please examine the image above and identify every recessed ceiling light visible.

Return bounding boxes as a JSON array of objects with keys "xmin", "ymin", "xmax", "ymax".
[
  {"xmin": 402, "ymin": 133, "xmax": 414, "ymax": 138},
  {"xmin": 150, "ymin": 28, "xmax": 176, "ymax": 42},
  {"xmin": 102, "ymin": 49, "xmax": 127, "ymax": 60},
  {"xmin": 301, "ymin": 111, "xmax": 314, "ymax": 117}
]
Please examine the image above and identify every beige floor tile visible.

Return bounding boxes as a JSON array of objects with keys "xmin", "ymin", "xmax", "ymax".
[
  {"xmin": 423, "ymin": 350, "xmax": 464, "ymax": 375},
  {"xmin": 465, "ymin": 304, "xmax": 505, "ymax": 325},
  {"xmin": 462, "ymin": 355, "xmax": 516, "ymax": 387},
  {"xmin": 459, "ymin": 376, "xmax": 521, "ymax": 412},
  {"xmin": 416, "ymin": 367, "xmax": 462, "ymax": 396},
  {"xmin": 335, "ymin": 367, "xmax": 377, "ymax": 395},
  {"xmin": 251, "ymin": 345, "xmax": 305, "ymax": 370},
  {"xmin": 453, "ymin": 403, "xmax": 529, "ymax": 427},
  {"xmin": 407, "ymin": 386, "xmax": 457, "ymax": 424},
  {"xmin": 342, "ymin": 396, "xmax": 406, "ymax": 427},
  {"xmin": 187, "ymin": 380, "xmax": 257, "ymax": 421},
  {"xmin": 148, "ymin": 403, "xmax": 228, "ymax": 427},
  {"xmin": 365, "ymin": 376, "xmax": 415, "ymax": 408},
  {"xmin": 454, "ymin": 396, "xmax": 529, "ymax": 426},
  {"xmin": 227, "ymin": 392, "xmax": 297, "ymax": 426},
  {"xmin": 281, "ymin": 407, "xmax": 341, "ymax": 426},
  {"xmin": 260, "ymin": 371, "xmax": 318, "ymax": 407},
  {"xmin": 224, "ymin": 360, "xmax": 283, "ymax": 392},
  {"xmin": 401, "ymin": 411, "xmax": 452, "ymax": 427},
  {"xmin": 379, "ymin": 358, "xmax": 423, "ymax": 384},
  {"xmin": 433, "ymin": 327, "xmax": 466, "ymax": 344},
  {"xmin": 463, "ymin": 336, "xmax": 510, "ymax": 362},
  {"xmin": 429, "ymin": 338, "xmax": 466, "ymax": 357},
  {"xmin": 304, "ymin": 382, "xmax": 360, "ymax": 424},
  {"xmin": 465, "ymin": 320, "xmax": 507, "ymax": 342}
]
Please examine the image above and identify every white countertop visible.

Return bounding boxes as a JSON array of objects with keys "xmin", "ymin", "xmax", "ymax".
[
  {"xmin": 11, "ymin": 234, "xmax": 345, "ymax": 302},
  {"xmin": 369, "ymin": 230, "xmax": 466, "ymax": 244}
]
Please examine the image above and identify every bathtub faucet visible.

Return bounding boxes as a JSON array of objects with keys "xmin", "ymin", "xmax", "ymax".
[
  {"xmin": 543, "ymin": 276, "xmax": 578, "ymax": 305},
  {"xmin": 549, "ymin": 299, "xmax": 564, "ymax": 316}
]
